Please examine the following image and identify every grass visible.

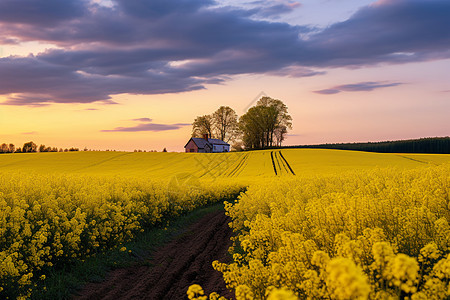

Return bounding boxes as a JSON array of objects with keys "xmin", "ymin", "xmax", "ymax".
[{"xmin": 31, "ymin": 201, "xmax": 228, "ymax": 300}]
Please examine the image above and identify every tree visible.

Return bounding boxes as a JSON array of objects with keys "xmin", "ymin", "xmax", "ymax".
[
  {"xmin": 274, "ymin": 125, "xmax": 287, "ymax": 147},
  {"xmin": 23, "ymin": 141, "xmax": 37, "ymax": 153},
  {"xmin": 192, "ymin": 115, "xmax": 214, "ymax": 138},
  {"xmin": 162, "ymin": 147, "xmax": 167, "ymax": 152},
  {"xmin": 239, "ymin": 97, "xmax": 292, "ymax": 149},
  {"xmin": 239, "ymin": 105, "xmax": 267, "ymax": 149},
  {"xmin": 8, "ymin": 144, "xmax": 15, "ymax": 153},
  {"xmin": 212, "ymin": 106, "xmax": 238, "ymax": 143},
  {"xmin": 39, "ymin": 144, "xmax": 47, "ymax": 152},
  {"xmin": 0, "ymin": 143, "xmax": 8, "ymax": 153}
]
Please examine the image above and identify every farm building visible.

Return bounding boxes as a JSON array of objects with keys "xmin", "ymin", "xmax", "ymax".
[{"xmin": 184, "ymin": 134, "xmax": 230, "ymax": 153}]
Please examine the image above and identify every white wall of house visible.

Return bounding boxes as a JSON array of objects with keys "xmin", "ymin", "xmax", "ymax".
[{"xmin": 212, "ymin": 144, "xmax": 230, "ymax": 152}]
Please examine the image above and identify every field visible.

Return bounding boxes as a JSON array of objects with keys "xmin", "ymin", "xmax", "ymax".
[
  {"xmin": 1, "ymin": 149, "xmax": 448, "ymax": 178},
  {"xmin": 1, "ymin": 149, "xmax": 449, "ymax": 299}
]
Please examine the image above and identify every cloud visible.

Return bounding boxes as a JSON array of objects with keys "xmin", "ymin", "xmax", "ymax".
[
  {"xmin": 248, "ymin": 1, "xmax": 302, "ymax": 18},
  {"xmin": 0, "ymin": 0, "xmax": 448, "ymax": 105},
  {"xmin": 314, "ymin": 81, "xmax": 403, "ymax": 94},
  {"xmin": 305, "ymin": 0, "xmax": 450, "ymax": 67},
  {"xmin": 102, "ymin": 118, "xmax": 189, "ymax": 132},
  {"xmin": 131, "ymin": 118, "xmax": 153, "ymax": 122},
  {"xmin": 0, "ymin": 0, "xmax": 87, "ymax": 26},
  {"xmin": 314, "ymin": 89, "xmax": 340, "ymax": 95},
  {"xmin": 22, "ymin": 131, "xmax": 38, "ymax": 135}
]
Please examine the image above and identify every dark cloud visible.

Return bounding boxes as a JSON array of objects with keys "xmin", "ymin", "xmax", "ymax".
[
  {"xmin": 0, "ymin": 0, "xmax": 87, "ymax": 26},
  {"xmin": 116, "ymin": 0, "xmax": 215, "ymax": 18},
  {"xmin": 0, "ymin": 56, "xmax": 204, "ymax": 105},
  {"xmin": 102, "ymin": 118, "xmax": 189, "ymax": 132},
  {"xmin": 305, "ymin": 0, "xmax": 450, "ymax": 67},
  {"xmin": 0, "ymin": 0, "xmax": 449, "ymax": 105},
  {"xmin": 314, "ymin": 81, "xmax": 404, "ymax": 94}
]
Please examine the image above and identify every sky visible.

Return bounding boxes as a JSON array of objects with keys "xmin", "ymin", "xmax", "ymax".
[{"xmin": 0, "ymin": 0, "xmax": 449, "ymax": 152}]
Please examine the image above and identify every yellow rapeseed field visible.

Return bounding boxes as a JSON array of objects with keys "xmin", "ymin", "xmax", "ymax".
[{"xmin": 0, "ymin": 149, "xmax": 449, "ymax": 299}]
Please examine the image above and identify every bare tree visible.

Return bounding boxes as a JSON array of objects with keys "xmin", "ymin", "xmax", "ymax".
[
  {"xmin": 192, "ymin": 115, "xmax": 214, "ymax": 138},
  {"xmin": 274, "ymin": 125, "xmax": 287, "ymax": 147},
  {"xmin": 212, "ymin": 106, "xmax": 238, "ymax": 143}
]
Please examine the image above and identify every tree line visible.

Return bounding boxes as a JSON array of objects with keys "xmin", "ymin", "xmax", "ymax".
[
  {"xmin": 0, "ymin": 141, "xmax": 79, "ymax": 154},
  {"xmin": 192, "ymin": 96, "xmax": 292, "ymax": 150},
  {"xmin": 284, "ymin": 137, "xmax": 450, "ymax": 154}
]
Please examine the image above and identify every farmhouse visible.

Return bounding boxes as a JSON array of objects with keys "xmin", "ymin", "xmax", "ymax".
[{"xmin": 184, "ymin": 134, "xmax": 230, "ymax": 153}]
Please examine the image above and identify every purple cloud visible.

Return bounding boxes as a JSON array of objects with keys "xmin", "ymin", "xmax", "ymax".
[
  {"xmin": 0, "ymin": 0, "xmax": 87, "ymax": 26},
  {"xmin": 314, "ymin": 89, "xmax": 341, "ymax": 95},
  {"xmin": 0, "ymin": 0, "xmax": 448, "ymax": 105},
  {"xmin": 314, "ymin": 81, "xmax": 404, "ymax": 94},
  {"xmin": 131, "ymin": 118, "xmax": 153, "ymax": 122},
  {"xmin": 305, "ymin": 0, "xmax": 450, "ymax": 67},
  {"xmin": 248, "ymin": 0, "xmax": 302, "ymax": 18},
  {"xmin": 102, "ymin": 118, "xmax": 189, "ymax": 132}
]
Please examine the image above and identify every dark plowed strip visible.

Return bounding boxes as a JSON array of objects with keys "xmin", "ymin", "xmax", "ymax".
[{"xmin": 74, "ymin": 210, "xmax": 234, "ymax": 300}]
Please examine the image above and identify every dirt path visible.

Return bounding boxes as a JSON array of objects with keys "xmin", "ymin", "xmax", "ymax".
[{"xmin": 73, "ymin": 210, "xmax": 234, "ymax": 300}]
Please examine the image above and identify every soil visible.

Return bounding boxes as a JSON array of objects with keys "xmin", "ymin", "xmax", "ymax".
[{"xmin": 73, "ymin": 210, "xmax": 234, "ymax": 300}]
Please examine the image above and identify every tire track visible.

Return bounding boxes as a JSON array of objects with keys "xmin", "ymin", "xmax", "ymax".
[
  {"xmin": 270, "ymin": 151, "xmax": 278, "ymax": 175},
  {"xmin": 279, "ymin": 151, "xmax": 296, "ymax": 175},
  {"xmin": 74, "ymin": 152, "xmax": 133, "ymax": 171},
  {"xmin": 227, "ymin": 154, "xmax": 249, "ymax": 177},
  {"xmin": 198, "ymin": 154, "xmax": 240, "ymax": 178},
  {"xmin": 275, "ymin": 151, "xmax": 289, "ymax": 174}
]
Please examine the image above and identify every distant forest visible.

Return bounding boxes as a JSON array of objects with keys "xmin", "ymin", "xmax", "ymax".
[{"xmin": 281, "ymin": 137, "xmax": 450, "ymax": 154}]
